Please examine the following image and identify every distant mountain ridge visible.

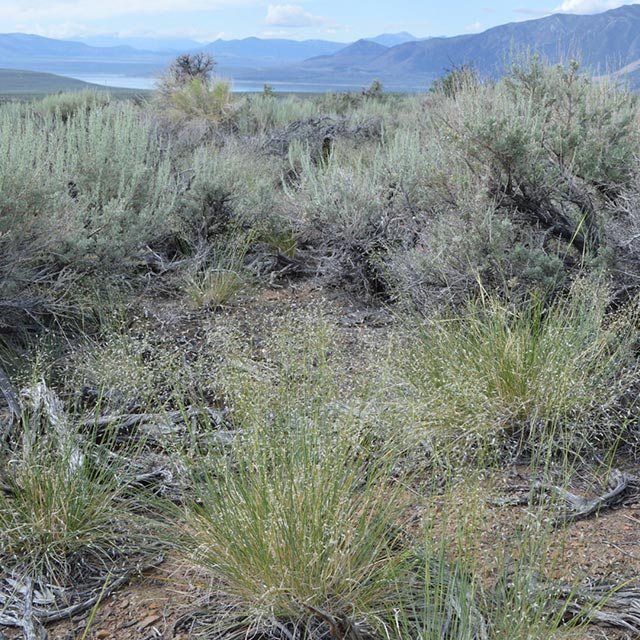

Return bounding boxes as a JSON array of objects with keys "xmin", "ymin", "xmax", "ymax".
[
  {"xmin": 302, "ymin": 40, "xmax": 389, "ymax": 70},
  {"xmin": 3, "ymin": 7, "xmax": 640, "ymax": 91},
  {"xmin": 0, "ymin": 32, "xmax": 354, "ymax": 76},
  {"xmin": 0, "ymin": 32, "xmax": 144, "ymax": 57},
  {"xmin": 368, "ymin": 4, "xmax": 640, "ymax": 76},
  {"xmin": 73, "ymin": 36, "xmax": 204, "ymax": 52},
  {"xmin": 295, "ymin": 4, "xmax": 640, "ymax": 81},
  {"xmin": 202, "ymin": 37, "xmax": 344, "ymax": 68},
  {"xmin": 365, "ymin": 32, "xmax": 419, "ymax": 47}
]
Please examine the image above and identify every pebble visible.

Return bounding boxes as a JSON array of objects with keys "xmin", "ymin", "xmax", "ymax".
[{"xmin": 138, "ymin": 614, "xmax": 162, "ymax": 630}]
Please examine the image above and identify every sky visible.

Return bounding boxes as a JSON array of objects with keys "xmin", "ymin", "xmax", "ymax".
[{"xmin": 0, "ymin": 0, "xmax": 638, "ymax": 42}]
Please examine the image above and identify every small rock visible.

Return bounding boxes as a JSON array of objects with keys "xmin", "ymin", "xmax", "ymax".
[
  {"xmin": 138, "ymin": 614, "xmax": 162, "ymax": 630},
  {"xmin": 95, "ymin": 630, "xmax": 110, "ymax": 639}
]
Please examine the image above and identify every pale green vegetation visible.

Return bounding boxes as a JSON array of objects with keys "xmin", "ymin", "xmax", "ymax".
[
  {"xmin": 1, "ymin": 57, "xmax": 639, "ymax": 638},
  {"xmin": 0, "ymin": 377, "xmax": 151, "ymax": 595},
  {"xmin": 395, "ymin": 278, "xmax": 637, "ymax": 457}
]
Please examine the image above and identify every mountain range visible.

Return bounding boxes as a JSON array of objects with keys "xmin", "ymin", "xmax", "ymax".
[{"xmin": 2, "ymin": 5, "xmax": 640, "ymax": 91}]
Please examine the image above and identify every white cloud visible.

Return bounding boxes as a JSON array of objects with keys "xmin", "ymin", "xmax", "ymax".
[
  {"xmin": 0, "ymin": 0, "xmax": 261, "ymax": 24},
  {"xmin": 12, "ymin": 21, "xmax": 94, "ymax": 39},
  {"xmin": 464, "ymin": 21, "xmax": 484, "ymax": 32},
  {"xmin": 554, "ymin": 0, "xmax": 626, "ymax": 13},
  {"xmin": 265, "ymin": 4, "xmax": 330, "ymax": 27},
  {"xmin": 515, "ymin": 7, "xmax": 552, "ymax": 16}
]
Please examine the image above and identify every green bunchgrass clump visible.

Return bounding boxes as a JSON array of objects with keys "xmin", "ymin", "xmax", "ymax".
[
  {"xmin": 179, "ymin": 233, "xmax": 254, "ymax": 310},
  {"xmin": 385, "ymin": 453, "xmax": 597, "ymax": 640},
  {"xmin": 179, "ymin": 418, "xmax": 412, "ymax": 636},
  {"xmin": 163, "ymin": 322, "xmax": 594, "ymax": 640},
  {"xmin": 395, "ymin": 279, "xmax": 636, "ymax": 456},
  {"xmin": 0, "ymin": 415, "xmax": 140, "ymax": 584},
  {"xmin": 167, "ymin": 324, "xmax": 411, "ymax": 636},
  {"xmin": 182, "ymin": 267, "xmax": 245, "ymax": 309}
]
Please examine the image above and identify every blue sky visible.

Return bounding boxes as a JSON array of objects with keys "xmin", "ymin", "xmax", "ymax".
[{"xmin": 0, "ymin": 0, "xmax": 637, "ymax": 42}]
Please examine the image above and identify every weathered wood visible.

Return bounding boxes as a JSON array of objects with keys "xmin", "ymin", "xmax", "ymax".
[
  {"xmin": 0, "ymin": 363, "xmax": 20, "ymax": 444},
  {"xmin": 21, "ymin": 578, "xmax": 46, "ymax": 640},
  {"xmin": 298, "ymin": 600, "xmax": 372, "ymax": 640},
  {"xmin": 541, "ymin": 579, "xmax": 640, "ymax": 633},
  {"xmin": 81, "ymin": 406, "xmax": 233, "ymax": 448},
  {"xmin": 21, "ymin": 382, "xmax": 84, "ymax": 476},
  {"xmin": 537, "ymin": 469, "xmax": 636, "ymax": 523},
  {"xmin": 0, "ymin": 365, "xmax": 19, "ymax": 420},
  {"xmin": 0, "ymin": 554, "xmax": 164, "ymax": 629},
  {"xmin": 493, "ymin": 470, "xmax": 639, "ymax": 524}
]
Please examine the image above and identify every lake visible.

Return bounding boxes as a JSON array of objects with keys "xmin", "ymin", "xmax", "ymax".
[{"xmin": 64, "ymin": 74, "xmax": 363, "ymax": 93}]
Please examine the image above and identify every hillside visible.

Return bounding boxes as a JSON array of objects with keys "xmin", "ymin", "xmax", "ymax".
[
  {"xmin": 0, "ymin": 68, "xmax": 151, "ymax": 97},
  {"xmin": 301, "ymin": 40, "xmax": 388, "ymax": 70},
  {"xmin": 365, "ymin": 32, "xmax": 419, "ymax": 47},
  {"xmin": 0, "ymin": 68, "xmax": 101, "ymax": 94},
  {"xmin": 230, "ymin": 5, "xmax": 640, "ymax": 90},
  {"xmin": 203, "ymin": 37, "xmax": 344, "ymax": 67},
  {"xmin": 0, "ymin": 32, "xmax": 172, "ymax": 77},
  {"xmin": 306, "ymin": 4, "xmax": 640, "ymax": 80},
  {"xmin": 1, "ymin": 63, "xmax": 640, "ymax": 639},
  {"xmin": 0, "ymin": 32, "xmax": 152, "ymax": 59},
  {"xmin": 73, "ymin": 35, "xmax": 204, "ymax": 52}
]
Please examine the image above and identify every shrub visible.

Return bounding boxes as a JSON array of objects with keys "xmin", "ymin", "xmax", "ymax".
[
  {"xmin": 380, "ymin": 60, "xmax": 640, "ymax": 309},
  {"xmin": 450, "ymin": 59, "xmax": 639, "ymax": 264},
  {"xmin": 164, "ymin": 77, "xmax": 236, "ymax": 124},
  {"xmin": 37, "ymin": 89, "xmax": 111, "ymax": 121},
  {"xmin": 174, "ymin": 141, "xmax": 283, "ymax": 244},
  {"xmin": 287, "ymin": 136, "xmax": 402, "ymax": 296},
  {"xmin": 430, "ymin": 64, "xmax": 479, "ymax": 98},
  {"xmin": 163, "ymin": 52, "xmax": 216, "ymax": 87},
  {"xmin": 234, "ymin": 94, "xmax": 320, "ymax": 136},
  {"xmin": 155, "ymin": 53, "xmax": 239, "ymax": 124},
  {"xmin": 0, "ymin": 100, "xmax": 176, "ymax": 271}
]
